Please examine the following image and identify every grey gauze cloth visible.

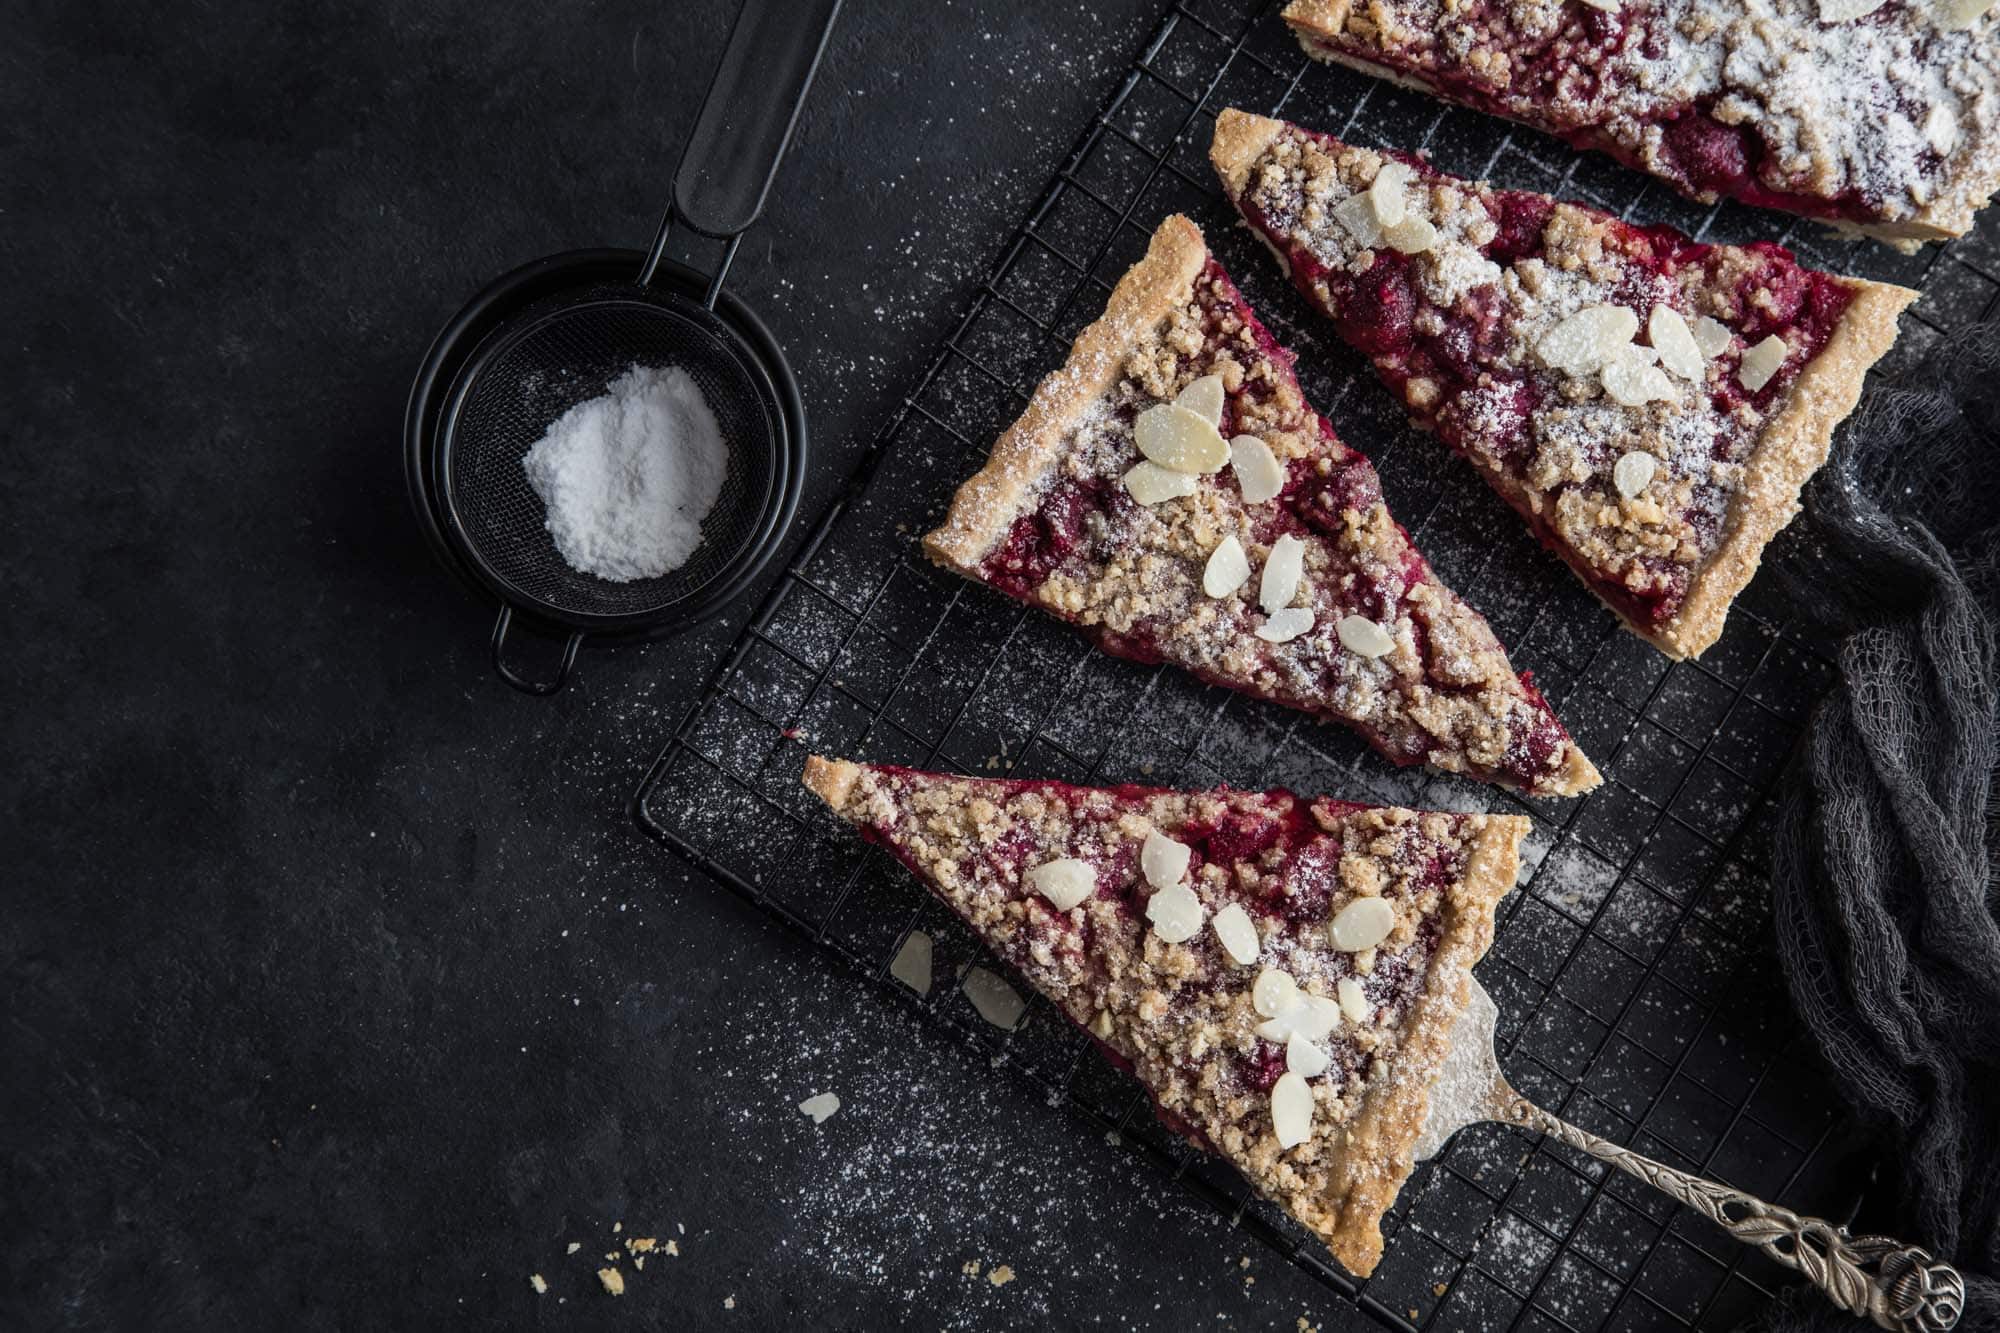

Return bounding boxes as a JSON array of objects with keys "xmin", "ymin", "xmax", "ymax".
[{"xmin": 1762, "ymin": 320, "xmax": 2000, "ymax": 1332}]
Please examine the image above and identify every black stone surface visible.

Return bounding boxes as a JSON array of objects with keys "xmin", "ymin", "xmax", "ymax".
[{"xmin": 5, "ymin": 2, "xmax": 1369, "ymax": 1327}]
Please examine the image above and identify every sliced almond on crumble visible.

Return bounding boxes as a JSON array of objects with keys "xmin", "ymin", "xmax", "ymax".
[
  {"xmin": 1124, "ymin": 460, "xmax": 1198, "ymax": 506},
  {"xmin": 1332, "ymin": 192, "xmax": 1384, "ymax": 248},
  {"xmin": 962, "ymin": 965, "xmax": 1028, "ymax": 1030},
  {"xmin": 1601, "ymin": 352, "xmax": 1677, "ymax": 408},
  {"xmin": 1141, "ymin": 829, "xmax": 1192, "ymax": 889},
  {"xmin": 1204, "ymin": 534, "xmax": 1252, "ymax": 598},
  {"xmin": 1383, "ymin": 216, "xmax": 1438, "ymax": 255},
  {"xmin": 1229, "ymin": 434, "xmax": 1285, "ymax": 504},
  {"xmin": 1211, "ymin": 902, "xmax": 1261, "ymax": 965},
  {"xmin": 1329, "ymin": 897, "xmax": 1395, "ymax": 952},
  {"xmin": 1738, "ymin": 334, "xmax": 1790, "ymax": 392},
  {"xmin": 1937, "ymin": 0, "xmax": 1996, "ymax": 29},
  {"xmin": 1647, "ymin": 306, "xmax": 1705, "ymax": 381},
  {"xmin": 1537, "ymin": 304, "xmax": 1638, "ymax": 376},
  {"xmin": 890, "ymin": 929, "xmax": 934, "ymax": 995},
  {"xmin": 1145, "ymin": 881, "xmax": 1204, "ymax": 944},
  {"xmin": 1286, "ymin": 1033, "xmax": 1331, "ymax": 1078},
  {"xmin": 1337, "ymin": 976, "xmax": 1370, "ymax": 1025},
  {"xmin": 1368, "ymin": 160, "xmax": 1411, "ymax": 227},
  {"xmin": 1175, "ymin": 373, "xmax": 1226, "ymax": 427},
  {"xmin": 1028, "ymin": 857, "xmax": 1095, "ymax": 911},
  {"xmin": 1691, "ymin": 315, "xmax": 1735, "ymax": 358},
  {"xmin": 1336, "ymin": 614, "xmax": 1394, "ymax": 658},
  {"xmin": 1260, "ymin": 534, "xmax": 1306, "ymax": 612},
  {"xmin": 1271, "ymin": 1071, "xmax": 1315, "ymax": 1148},
  {"xmin": 1577, "ymin": 0, "xmax": 1620, "ymax": 11},
  {"xmin": 1256, "ymin": 992, "xmax": 1340, "ymax": 1043},
  {"xmin": 1135, "ymin": 402, "xmax": 1229, "ymax": 474},
  {"xmin": 1252, "ymin": 966, "xmax": 1299, "ymax": 1017},
  {"xmin": 1256, "ymin": 608, "xmax": 1314, "ymax": 643},
  {"xmin": 1819, "ymin": 0, "xmax": 1888, "ymax": 18},
  {"xmin": 1613, "ymin": 451, "xmax": 1657, "ymax": 499}
]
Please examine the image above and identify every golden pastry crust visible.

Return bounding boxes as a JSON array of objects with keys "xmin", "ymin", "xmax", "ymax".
[
  {"xmin": 802, "ymin": 754, "xmax": 1528, "ymax": 1277},
  {"xmin": 1280, "ymin": 0, "xmax": 2000, "ymax": 248},
  {"xmin": 924, "ymin": 217, "xmax": 1209, "ymax": 572},
  {"xmin": 1213, "ymin": 109, "xmax": 1916, "ymax": 659}
]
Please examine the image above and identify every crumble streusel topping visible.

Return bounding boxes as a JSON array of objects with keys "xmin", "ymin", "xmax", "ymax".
[
  {"xmin": 1289, "ymin": 0, "xmax": 2000, "ymax": 237},
  {"xmin": 807, "ymin": 758, "xmax": 1527, "ymax": 1269},
  {"xmin": 1226, "ymin": 118, "xmax": 1866, "ymax": 636},
  {"xmin": 950, "ymin": 232, "xmax": 1592, "ymax": 796}
]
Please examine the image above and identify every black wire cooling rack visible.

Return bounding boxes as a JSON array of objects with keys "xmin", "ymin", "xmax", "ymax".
[{"xmin": 633, "ymin": 2, "xmax": 2000, "ymax": 1327}]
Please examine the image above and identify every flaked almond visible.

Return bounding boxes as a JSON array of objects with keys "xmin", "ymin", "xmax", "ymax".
[
  {"xmin": 1938, "ymin": 0, "xmax": 1996, "ymax": 28},
  {"xmin": 1538, "ymin": 304, "xmax": 1638, "ymax": 377},
  {"xmin": 1145, "ymin": 881, "xmax": 1204, "ymax": 944},
  {"xmin": 1286, "ymin": 1033, "xmax": 1331, "ymax": 1078},
  {"xmin": 1256, "ymin": 608, "xmax": 1314, "ymax": 644},
  {"xmin": 1332, "ymin": 192, "xmax": 1384, "ymax": 248},
  {"xmin": 1175, "ymin": 373, "xmax": 1226, "ymax": 428},
  {"xmin": 1613, "ymin": 450, "xmax": 1657, "ymax": 499},
  {"xmin": 1028, "ymin": 857, "xmax": 1094, "ymax": 911},
  {"xmin": 1738, "ymin": 334, "xmax": 1790, "ymax": 392},
  {"xmin": 1337, "ymin": 976, "xmax": 1370, "ymax": 1025},
  {"xmin": 1124, "ymin": 460, "xmax": 1197, "ymax": 506},
  {"xmin": 1260, "ymin": 534, "xmax": 1305, "ymax": 612},
  {"xmin": 1602, "ymin": 352, "xmax": 1677, "ymax": 408},
  {"xmin": 1252, "ymin": 967, "xmax": 1298, "ymax": 1018},
  {"xmin": 1134, "ymin": 402, "xmax": 1228, "ymax": 474},
  {"xmin": 1329, "ymin": 896, "xmax": 1395, "ymax": 951},
  {"xmin": 1383, "ymin": 215, "xmax": 1438, "ymax": 255},
  {"xmin": 890, "ymin": 930, "xmax": 933, "ymax": 996},
  {"xmin": 962, "ymin": 965, "xmax": 1027, "ymax": 1030},
  {"xmin": 1691, "ymin": 316, "xmax": 1734, "ymax": 358},
  {"xmin": 1577, "ymin": 0, "xmax": 1620, "ymax": 11},
  {"xmin": 1203, "ymin": 534, "xmax": 1251, "ymax": 598},
  {"xmin": 1271, "ymin": 1072, "xmax": 1315, "ymax": 1149},
  {"xmin": 1229, "ymin": 434, "xmax": 1285, "ymax": 504},
  {"xmin": 1337, "ymin": 614, "xmax": 1394, "ymax": 658},
  {"xmin": 1141, "ymin": 829, "xmax": 1192, "ymax": 889},
  {"xmin": 1648, "ymin": 305, "xmax": 1705, "ymax": 381},
  {"xmin": 1256, "ymin": 993, "xmax": 1340, "ymax": 1043},
  {"xmin": 1819, "ymin": 0, "xmax": 1887, "ymax": 17},
  {"xmin": 1211, "ymin": 902, "xmax": 1260, "ymax": 965},
  {"xmin": 1369, "ymin": 160, "xmax": 1411, "ymax": 227}
]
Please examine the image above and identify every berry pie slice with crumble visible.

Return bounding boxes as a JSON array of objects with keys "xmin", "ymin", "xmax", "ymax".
[
  {"xmin": 1212, "ymin": 111, "xmax": 1916, "ymax": 658},
  {"xmin": 1281, "ymin": 0, "xmax": 2000, "ymax": 248},
  {"xmin": 802, "ymin": 755, "xmax": 1528, "ymax": 1277},
  {"xmin": 923, "ymin": 215, "xmax": 1598, "ymax": 798}
]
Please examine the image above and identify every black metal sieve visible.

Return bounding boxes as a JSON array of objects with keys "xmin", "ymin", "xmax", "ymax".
[{"xmin": 406, "ymin": 0, "xmax": 840, "ymax": 693}]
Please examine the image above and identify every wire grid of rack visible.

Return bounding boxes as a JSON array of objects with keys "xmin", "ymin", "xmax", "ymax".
[{"xmin": 633, "ymin": 2, "xmax": 2000, "ymax": 1327}]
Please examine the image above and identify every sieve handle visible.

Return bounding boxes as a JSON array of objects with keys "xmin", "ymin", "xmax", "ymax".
[
  {"xmin": 668, "ymin": 0, "xmax": 842, "ymax": 241},
  {"xmin": 490, "ymin": 605, "xmax": 583, "ymax": 696}
]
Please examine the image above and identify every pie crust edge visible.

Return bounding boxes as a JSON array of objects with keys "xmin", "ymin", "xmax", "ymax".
[
  {"xmin": 1276, "ymin": 0, "xmax": 2000, "ymax": 245},
  {"xmin": 922, "ymin": 214, "xmax": 1211, "ymax": 574},
  {"xmin": 800, "ymin": 753, "xmax": 1530, "ymax": 1278}
]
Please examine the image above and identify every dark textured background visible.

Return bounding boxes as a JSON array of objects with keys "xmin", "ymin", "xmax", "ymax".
[{"xmin": 4, "ymin": 0, "xmax": 1373, "ymax": 1327}]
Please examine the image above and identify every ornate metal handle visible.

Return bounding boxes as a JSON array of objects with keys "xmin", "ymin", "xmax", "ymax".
[{"xmin": 1495, "ymin": 1092, "xmax": 1965, "ymax": 1332}]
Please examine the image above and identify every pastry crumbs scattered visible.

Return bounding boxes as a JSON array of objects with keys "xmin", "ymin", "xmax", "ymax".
[
  {"xmin": 597, "ymin": 1268, "xmax": 624, "ymax": 1297},
  {"xmin": 628, "ymin": 1237, "xmax": 656, "ymax": 1253},
  {"xmin": 962, "ymin": 1259, "xmax": 982, "ymax": 1277},
  {"xmin": 987, "ymin": 1265, "xmax": 1015, "ymax": 1287},
  {"xmin": 634, "ymin": 1256, "xmax": 645, "ymax": 1271},
  {"xmin": 723, "ymin": 1294, "xmax": 736, "ymax": 1310},
  {"xmin": 565, "ymin": 1242, "xmax": 580, "ymax": 1255},
  {"xmin": 528, "ymin": 1274, "xmax": 547, "ymax": 1295},
  {"xmin": 1434, "ymin": 1283, "xmax": 1448, "ymax": 1296},
  {"xmin": 666, "ymin": 1239, "xmax": 680, "ymax": 1257}
]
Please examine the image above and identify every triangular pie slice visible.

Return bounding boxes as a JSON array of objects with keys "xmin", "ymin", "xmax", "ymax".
[
  {"xmin": 924, "ymin": 215, "xmax": 1598, "ymax": 798},
  {"xmin": 1211, "ymin": 109, "xmax": 1918, "ymax": 659},
  {"xmin": 1278, "ymin": 0, "xmax": 2000, "ymax": 249},
  {"xmin": 802, "ymin": 755, "xmax": 1528, "ymax": 1277}
]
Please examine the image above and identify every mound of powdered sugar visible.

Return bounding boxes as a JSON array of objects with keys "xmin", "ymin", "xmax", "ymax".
[{"xmin": 521, "ymin": 364, "xmax": 727, "ymax": 582}]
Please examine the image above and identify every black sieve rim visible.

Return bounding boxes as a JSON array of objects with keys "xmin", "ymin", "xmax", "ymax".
[{"xmin": 405, "ymin": 249, "xmax": 806, "ymax": 644}]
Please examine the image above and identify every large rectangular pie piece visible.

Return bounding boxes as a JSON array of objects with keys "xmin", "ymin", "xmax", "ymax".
[{"xmin": 1281, "ymin": 0, "xmax": 2000, "ymax": 247}]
